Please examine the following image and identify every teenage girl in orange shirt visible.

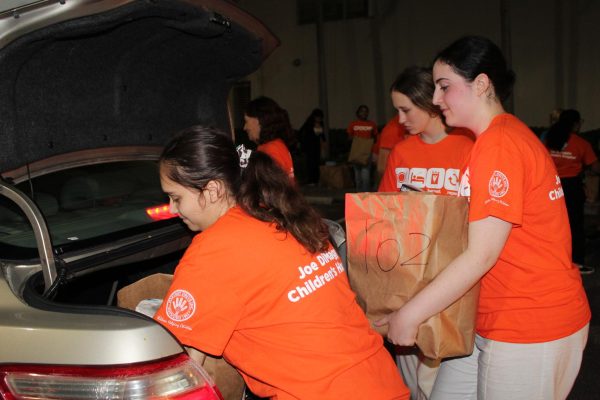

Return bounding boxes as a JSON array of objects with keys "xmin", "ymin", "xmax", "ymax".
[
  {"xmin": 378, "ymin": 66, "xmax": 473, "ymax": 196},
  {"xmin": 243, "ymin": 96, "xmax": 295, "ymax": 179},
  {"xmin": 155, "ymin": 126, "xmax": 409, "ymax": 400},
  {"xmin": 377, "ymin": 36, "xmax": 590, "ymax": 400},
  {"xmin": 378, "ymin": 66, "xmax": 473, "ymax": 400}
]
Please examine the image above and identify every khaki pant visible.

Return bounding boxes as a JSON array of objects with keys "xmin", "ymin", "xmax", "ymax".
[{"xmin": 430, "ymin": 324, "xmax": 589, "ymax": 400}]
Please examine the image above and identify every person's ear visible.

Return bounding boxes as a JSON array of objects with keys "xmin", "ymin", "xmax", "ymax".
[
  {"xmin": 474, "ymin": 73, "xmax": 492, "ymax": 97},
  {"xmin": 204, "ymin": 180, "xmax": 224, "ymax": 203}
]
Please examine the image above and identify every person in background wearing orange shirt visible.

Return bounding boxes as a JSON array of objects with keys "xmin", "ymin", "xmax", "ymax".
[
  {"xmin": 244, "ymin": 96, "xmax": 295, "ymax": 180},
  {"xmin": 545, "ymin": 109, "xmax": 600, "ymax": 275},
  {"xmin": 155, "ymin": 126, "xmax": 409, "ymax": 400},
  {"xmin": 347, "ymin": 104, "xmax": 378, "ymax": 191},
  {"xmin": 376, "ymin": 116, "xmax": 406, "ymax": 177},
  {"xmin": 378, "ymin": 66, "xmax": 473, "ymax": 400},
  {"xmin": 377, "ymin": 36, "xmax": 590, "ymax": 400}
]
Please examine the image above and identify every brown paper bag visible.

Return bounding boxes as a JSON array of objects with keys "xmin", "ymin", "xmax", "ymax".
[
  {"xmin": 345, "ymin": 192, "xmax": 479, "ymax": 359},
  {"xmin": 348, "ymin": 136, "xmax": 374, "ymax": 165},
  {"xmin": 117, "ymin": 274, "xmax": 245, "ymax": 400}
]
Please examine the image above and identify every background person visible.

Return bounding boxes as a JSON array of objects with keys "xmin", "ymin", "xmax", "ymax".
[
  {"xmin": 376, "ymin": 116, "xmax": 407, "ymax": 178},
  {"xmin": 347, "ymin": 104, "xmax": 378, "ymax": 191},
  {"xmin": 299, "ymin": 108, "xmax": 326, "ymax": 185},
  {"xmin": 154, "ymin": 126, "xmax": 410, "ymax": 400},
  {"xmin": 378, "ymin": 66, "xmax": 474, "ymax": 400},
  {"xmin": 244, "ymin": 96, "xmax": 295, "ymax": 179},
  {"xmin": 377, "ymin": 36, "xmax": 590, "ymax": 400},
  {"xmin": 545, "ymin": 109, "xmax": 600, "ymax": 275},
  {"xmin": 539, "ymin": 107, "xmax": 563, "ymax": 142}
]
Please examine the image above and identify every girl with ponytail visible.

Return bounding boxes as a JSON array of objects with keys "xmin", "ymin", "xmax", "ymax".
[
  {"xmin": 154, "ymin": 125, "xmax": 409, "ymax": 400},
  {"xmin": 378, "ymin": 36, "xmax": 590, "ymax": 400}
]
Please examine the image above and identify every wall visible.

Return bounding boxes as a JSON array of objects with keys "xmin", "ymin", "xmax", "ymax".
[{"xmin": 237, "ymin": 0, "xmax": 600, "ymax": 131}]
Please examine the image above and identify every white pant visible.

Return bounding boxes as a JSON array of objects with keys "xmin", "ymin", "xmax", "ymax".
[
  {"xmin": 430, "ymin": 324, "xmax": 589, "ymax": 400},
  {"xmin": 397, "ymin": 351, "xmax": 440, "ymax": 400}
]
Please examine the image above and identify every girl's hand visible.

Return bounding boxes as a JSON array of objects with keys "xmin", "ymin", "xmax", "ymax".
[{"xmin": 374, "ymin": 307, "xmax": 420, "ymax": 346}]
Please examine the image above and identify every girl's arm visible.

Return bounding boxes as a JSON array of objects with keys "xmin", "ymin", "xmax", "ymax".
[{"xmin": 375, "ymin": 216, "xmax": 512, "ymax": 345}]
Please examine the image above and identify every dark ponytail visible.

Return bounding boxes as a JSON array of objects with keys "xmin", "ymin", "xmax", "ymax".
[
  {"xmin": 238, "ymin": 151, "xmax": 330, "ymax": 254},
  {"xmin": 434, "ymin": 36, "xmax": 516, "ymax": 103},
  {"xmin": 160, "ymin": 125, "xmax": 330, "ymax": 254},
  {"xmin": 546, "ymin": 109, "xmax": 581, "ymax": 151}
]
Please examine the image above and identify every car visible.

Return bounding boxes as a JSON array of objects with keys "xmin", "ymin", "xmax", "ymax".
[{"xmin": 0, "ymin": 0, "xmax": 278, "ymax": 399}]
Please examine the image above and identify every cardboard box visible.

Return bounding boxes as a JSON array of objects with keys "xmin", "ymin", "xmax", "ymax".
[
  {"xmin": 117, "ymin": 274, "xmax": 245, "ymax": 400},
  {"xmin": 319, "ymin": 164, "xmax": 354, "ymax": 189}
]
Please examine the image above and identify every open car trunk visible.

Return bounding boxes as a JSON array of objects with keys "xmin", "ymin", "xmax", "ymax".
[
  {"xmin": 0, "ymin": 0, "xmax": 278, "ymax": 368},
  {"xmin": 0, "ymin": 0, "xmax": 277, "ymax": 172}
]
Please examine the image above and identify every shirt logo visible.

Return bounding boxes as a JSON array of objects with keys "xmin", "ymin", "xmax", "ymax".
[
  {"xmin": 410, "ymin": 168, "xmax": 426, "ymax": 186},
  {"xmin": 396, "ymin": 168, "xmax": 408, "ymax": 184},
  {"xmin": 166, "ymin": 290, "xmax": 196, "ymax": 322},
  {"xmin": 395, "ymin": 167, "xmax": 460, "ymax": 193},
  {"xmin": 488, "ymin": 170, "xmax": 509, "ymax": 198}
]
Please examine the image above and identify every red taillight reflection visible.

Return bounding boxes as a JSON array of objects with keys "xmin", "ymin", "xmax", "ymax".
[
  {"xmin": 0, "ymin": 353, "xmax": 224, "ymax": 400},
  {"xmin": 146, "ymin": 204, "xmax": 178, "ymax": 221}
]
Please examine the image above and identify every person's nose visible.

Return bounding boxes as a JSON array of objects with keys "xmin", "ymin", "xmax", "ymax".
[
  {"xmin": 432, "ymin": 87, "xmax": 442, "ymax": 106},
  {"xmin": 398, "ymin": 111, "xmax": 407, "ymax": 124},
  {"xmin": 169, "ymin": 199, "xmax": 178, "ymax": 215}
]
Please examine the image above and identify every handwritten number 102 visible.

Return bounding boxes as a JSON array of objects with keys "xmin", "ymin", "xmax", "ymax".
[{"xmin": 364, "ymin": 220, "xmax": 431, "ymax": 272}]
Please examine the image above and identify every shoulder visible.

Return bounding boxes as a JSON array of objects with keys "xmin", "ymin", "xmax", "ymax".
[
  {"xmin": 478, "ymin": 114, "xmax": 534, "ymax": 147},
  {"xmin": 445, "ymin": 134, "xmax": 474, "ymax": 147},
  {"xmin": 192, "ymin": 208, "xmax": 262, "ymax": 247},
  {"xmin": 392, "ymin": 135, "xmax": 418, "ymax": 150},
  {"xmin": 570, "ymin": 134, "xmax": 591, "ymax": 147},
  {"xmin": 259, "ymin": 139, "xmax": 288, "ymax": 153},
  {"xmin": 491, "ymin": 114, "xmax": 531, "ymax": 135}
]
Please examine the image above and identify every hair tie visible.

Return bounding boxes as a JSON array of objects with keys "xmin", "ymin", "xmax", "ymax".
[{"xmin": 236, "ymin": 144, "xmax": 252, "ymax": 169}]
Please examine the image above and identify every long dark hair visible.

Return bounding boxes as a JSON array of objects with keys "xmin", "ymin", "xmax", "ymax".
[
  {"xmin": 391, "ymin": 66, "xmax": 441, "ymax": 118},
  {"xmin": 299, "ymin": 108, "xmax": 324, "ymax": 133},
  {"xmin": 546, "ymin": 109, "xmax": 581, "ymax": 151},
  {"xmin": 245, "ymin": 96, "xmax": 294, "ymax": 146},
  {"xmin": 160, "ymin": 125, "xmax": 329, "ymax": 253},
  {"xmin": 434, "ymin": 36, "xmax": 516, "ymax": 103}
]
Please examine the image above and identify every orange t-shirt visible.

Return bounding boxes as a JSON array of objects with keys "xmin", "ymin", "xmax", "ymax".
[
  {"xmin": 258, "ymin": 139, "xmax": 295, "ymax": 179},
  {"xmin": 155, "ymin": 207, "xmax": 409, "ymax": 400},
  {"xmin": 347, "ymin": 119, "xmax": 378, "ymax": 139},
  {"xmin": 549, "ymin": 133, "xmax": 597, "ymax": 178},
  {"xmin": 378, "ymin": 134, "xmax": 473, "ymax": 195},
  {"xmin": 460, "ymin": 113, "xmax": 590, "ymax": 343},
  {"xmin": 379, "ymin": 117, "xmax": 407, "ymax": 151}
]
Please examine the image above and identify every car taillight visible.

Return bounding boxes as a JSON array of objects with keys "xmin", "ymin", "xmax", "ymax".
[
  {"xmin": 0, "ymin": 353, "xmax": 223, "ymax": 400},
  {"xmin": 146, "ymin": 204, "xmax": 178, "ymax": 221}
]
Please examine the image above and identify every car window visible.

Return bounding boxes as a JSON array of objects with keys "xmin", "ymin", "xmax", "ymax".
[{"xmin": 0, "ymin": 161, "xmax": 177, "ymax": 257}]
